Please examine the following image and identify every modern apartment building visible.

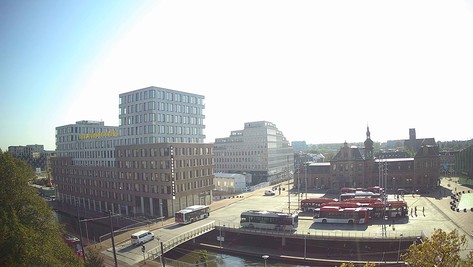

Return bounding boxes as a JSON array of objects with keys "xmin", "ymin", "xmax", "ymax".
[
  {"xmin": 8, "ymin": 144, "xmax": 55, "ymax": 172},
  {"xmin": 55, "ymin": 120, "xmax": 119, "ymax": 167},
  {"xmin": 51, "ymin": 86, "xmax": 214, "ymax": 219},
  {"xmin": 118, "ymin": 87, "xmax": 205, "ymax": 145},
  {"xmin": 214, "ymin": 121, "xmax": 294, "ymax": 184}
]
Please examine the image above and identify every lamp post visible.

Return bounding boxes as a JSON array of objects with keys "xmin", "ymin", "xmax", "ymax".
[
  {"xmin": 297, "ymin": 161, "xmax": 301, "ymax": 207},
  {"xmin": 219, "ymin": 224, "xmax": 225, "ymax": 248},
  {"xmin": 262, "ymin": 255, "xmax": 269, "ymax": 267},
  {"xmin": 109, "ymin": 210, "xmax": 118, "ymax": 267},
  {"xmin": 304, "ymin": 231, "xmax": 310, "ymax": 259},
  {"xmin": 304, "ymin": 163, "xmax": 308, "ymax": 199},
  {"xmin": 397, "ymin": 234, "xmax": 403, "ymax": 263},
  {"xmin": 76, "ymin": 201, "xmax": 86, "ymax": 261},
  {"xmin": 287, "ymin": 156, "xmax": 291, "ymax": 213}
]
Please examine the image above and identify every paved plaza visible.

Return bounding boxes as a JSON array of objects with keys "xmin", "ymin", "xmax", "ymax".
[{"xmin": 95, "ymin": 177, "xmax": 473, "ymax": 266}]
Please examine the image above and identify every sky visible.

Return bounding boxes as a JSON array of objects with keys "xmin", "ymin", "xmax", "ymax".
[{"xmin": 1, "ymin": 0, "xmax": 473, "ymax": 151}]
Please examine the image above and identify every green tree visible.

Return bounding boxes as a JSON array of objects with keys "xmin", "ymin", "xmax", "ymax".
[
  {"xmin": 0, "ymin": 152, "xmax": 81, "ymax": 267},
  {"xmin": 84, "ymin": 247, "xmax": 105, "ymax": 267},
  {"xmin": 401, "ymin": 228, "xmax": 473, "ymax": 267}
]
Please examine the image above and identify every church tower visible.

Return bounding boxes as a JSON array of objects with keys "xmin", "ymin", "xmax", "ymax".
[{"xmin": 364, "ymin": 125, "xmax": 374, "ymax": 159}]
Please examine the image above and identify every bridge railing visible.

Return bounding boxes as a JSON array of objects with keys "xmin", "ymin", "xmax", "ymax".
[
  {"xmin": 146, "ymin": 220, "xmax": 216, "ymax": 261},
  {"xmin": 213, "ymin": 220, "xmax": 423, "ymax": 240}
]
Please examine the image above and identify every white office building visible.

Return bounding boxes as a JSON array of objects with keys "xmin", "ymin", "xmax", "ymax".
[
  {"xmin": 214, "ymin": 121, "xmax": 294, "ymax": 184},
  {"xmin": 55, "ymin": 120, "xmax": 119, "ymax": 167}
]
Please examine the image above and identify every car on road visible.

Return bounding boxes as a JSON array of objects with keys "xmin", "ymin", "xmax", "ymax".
[
  {"xmin": 264, "ymin": 190, "xmax": 275, "ymax": 196},
  {"xmin": 131, "ymin": 230, "xmax": 155, "ymax": 246}
]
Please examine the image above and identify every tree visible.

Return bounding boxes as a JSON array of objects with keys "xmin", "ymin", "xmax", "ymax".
[
  {"xmin": 84, "ymin": 247, "xmax": 105, "ymax": 267},
  {"xmin": 401, "ymin": 228, "xmax": 473, "ymax": 267},
  {"xmin": 0, "ymin": 152, "xmax": 81, "ymax": 267}
]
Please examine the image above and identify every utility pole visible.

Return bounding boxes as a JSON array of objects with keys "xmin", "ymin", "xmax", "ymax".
[
  {"xmin": 287, "ymin": 156, "xmax": 291, "ymax": 214},
  {"xmin": 76, "ymin": 201, "xmax": 86, "ymax": 261},
  {"xmin": 109, "ymin": 210, "xmax": 118, "ymax": 267},
  {"xmin": 305, "ymin": 163, "xmax": 308, "ymax": 199}
]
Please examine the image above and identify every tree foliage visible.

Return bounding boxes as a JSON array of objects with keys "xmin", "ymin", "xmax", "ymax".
[
  {"xmin": 401, "ymin": 228, "xmax": 473, "ymax": 267},
  {"xmin": 0, "ymin": 152, "xmax": 81, "ymax": 267},
  {"xmin": 84, "ymin": 247, "xmax": 105, "ymax": 267}
]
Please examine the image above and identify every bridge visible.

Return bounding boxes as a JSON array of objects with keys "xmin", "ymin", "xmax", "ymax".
[{"xmin": 145, "ymin": 221, "xmax": 216, "ymax": 262}]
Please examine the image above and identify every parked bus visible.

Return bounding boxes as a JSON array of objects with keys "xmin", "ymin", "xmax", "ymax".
[
  {"xmin": 321, "ymin": 201, "xmax": 360, "ymax": 209},
  {"xmin": 240, "ymin": 210, "xmax": 299, "ymax": 230},
  {"xmin": 301, "ymin": 198, "xmax": 338, "ymax": 212},
  {"xmin": 339, "ymin": 191, "xmax": 381, "ymax": 201},
  {"xmin": 366, "ymin": 186, "xmax": 384, "ymax": 194},
  {"xmin": 344, "ymin": 197, "xmax": 382, "ymax": 204},
  {"xmin": 386, "ymin": 201, "xmax": 408, "ymax": 217},
  {"xmin": 63, "ymin": 233, "xmax": 83, "ymax": 257},
  {"xmin": 175, "ymin": 205, "xmax": 210, "ymax": 224},
  {"xmin": 313, "ymin": 206, "xmax": 369, "ymax": 224},
  {"xmin": 343, "ymin": 199, "xmax": 408, "ymax": 219},
  {"xmin": 340, "ymin": 187, "xmax": 357, "ymax": 194}
]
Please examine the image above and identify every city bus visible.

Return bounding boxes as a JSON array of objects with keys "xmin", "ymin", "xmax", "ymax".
[
  {"xmin": 301, "ymin": 198, "xmax": 338, "ymax": 212},
  {"xmin": 366, "ymin": 186, "xmax": 384, "ymax": 194},
  {"xmin": 343, "ymin": 199, "xmax": 408, "ymax": 219},
  {"xmin": 321, "ymin": 201, "xmax": 360, "ymax": 209},
  {"xmin": 175, "ymin": 205, "xmax": 210, "ymax": 224},
  {"xmin": 240, "ymin": 210, "xmax": 299, "ymax": 230},
  {"xmin": 339, "ymin": 191, "xmax": 381, "ymax": 201},
  {"xmin": 386, "ymin": 201, "xmax": 408, "ymax": 217},
  {"xmin": 313, "ymin": 206, "xmax": 369, "ymax": 224},
  {"xmin": 340, "ymin": 187, "xmax": 357, "ymax": 194},
  {"xmin": 63, "ymin": 233, "xmax": 83, "ymax": 257}
]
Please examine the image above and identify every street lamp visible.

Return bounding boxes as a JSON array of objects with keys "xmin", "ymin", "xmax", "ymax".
[
  {"xmin": 219, "ymin": 224, "xmax": 225, "ymax": 248},
  {"xmin": 304, "ymin": 231, "xmax": 310, "ymax": 259},
  {"xmin": 262, "ymin": 255, "xmax": 269, "ymax": 267},
  {"xmin": 109, "ymin": 210, "xmax": 118, "ymax": 267},
  {"xmin": 397, "ymin": 233, "xmax": 403, "ymax": 263},
  {"xmin": 76, "ymin": 201, "xmax": 86, "ymax": 261}
]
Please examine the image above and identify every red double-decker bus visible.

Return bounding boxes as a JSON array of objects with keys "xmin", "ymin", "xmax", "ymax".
[{"xmin": 301, "ymin": 198, "xmax": 338, "ymax": 212}]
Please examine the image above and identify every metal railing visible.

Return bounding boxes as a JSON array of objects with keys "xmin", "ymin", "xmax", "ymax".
[
  {"xmin": 146, "ymin": 221, "xmax": 216, "ymax": 261},
  {"xmin": 214, "ymin": 221, "xmax": 423, "ymax": 240}
]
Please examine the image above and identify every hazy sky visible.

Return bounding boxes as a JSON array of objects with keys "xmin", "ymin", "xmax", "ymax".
[{"xmin": 1, "ymin": 0, "xmax": 473, "ymax": 151}]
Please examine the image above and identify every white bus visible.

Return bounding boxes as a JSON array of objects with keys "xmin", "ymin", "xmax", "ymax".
[
  {"xmin": 131, "ymin": 230, "xmax": 155, "ymax": 246},
  {"xmin": 240, "ymin": 210, "xmax": 299, "ymax": 231},
  {"xmin": 175, "ymin": 205, "xmax": 210, "ymax": 224}
]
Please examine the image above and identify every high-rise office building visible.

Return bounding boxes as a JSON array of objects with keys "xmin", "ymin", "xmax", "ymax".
[
  {"xmin": 51, "ymin": 87, "xmax": 214, "ymax": 218},
  {"xmin": 214, "ymin": 121, "xmax": 294, "ymax": 184},
  {"xmin": 118, "ymin": 87, "xmax": 205, "ymax": 145}
]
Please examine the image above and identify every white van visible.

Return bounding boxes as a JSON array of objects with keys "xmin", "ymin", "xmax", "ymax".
[{"xmin": 131, "ymin": 230, "xmax": 155, "ymax": 246}]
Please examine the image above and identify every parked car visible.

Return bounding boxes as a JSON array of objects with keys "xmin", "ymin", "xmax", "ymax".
[{"xmin": 264, "ymin": 190, "xmax": 275, "ymax": 196}]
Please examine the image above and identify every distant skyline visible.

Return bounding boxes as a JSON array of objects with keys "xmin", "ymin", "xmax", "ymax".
[{"xmin": 2, "ymin": 0, "xmax": 473, "ymax": 151}]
